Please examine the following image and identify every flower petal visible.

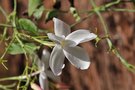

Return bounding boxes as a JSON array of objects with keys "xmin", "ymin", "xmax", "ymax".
[
  {"xmin": 63, "ymin": 46, "xmax": 90, "ymax": 69},
  {"xmin": 35, "ymin": 54, "xmax": 45, "ymax": 71},
  {"xmin": 37, "ymin": 60, "xmax": 45, "ymax": 71},
  {"xmin": 62, "ymin": 40, "xmax": 76, "ymax": 47},
  {"xmin": 66, "ymin": 30, "xmax": 97, "ymax": 46},
  {"xmin": 47, "ymin": 33, "xmax": 64, "ymax": 44},
  {"xmin": 31, "ymin": 83, "xmax": 42, "ymax": 90},
  {"xmin": 39, "ymin": 72, "xmax": 49, "ymax": 90},
  {"xmin": 41, "ymin": 49, "xmax": 50, "ymax": 69},
  {"xmin": 53, "ymin": 18, "xmax": 71, "ymax": 37},
  {"xmin": 46, "ymin": 70, "xmax": 61, "ymax": 82},
  {"xmin": 49, "ymin": 45, "xmax": 65, "ymax": 76}
]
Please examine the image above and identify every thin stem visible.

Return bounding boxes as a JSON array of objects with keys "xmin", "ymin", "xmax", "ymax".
[
  {"xmin": 90, "ymin": 0, "xmax": 109, "ymax": 35},
  {"xmin": 70, "ymin": 12, "xmax": 94, "ymax": 28},
  {"xmin": 17, "ymin": 62, "xmax": 29, "ymax": 90},
  {"xmin": 109, "ymin": 8, "xmax": 135, "ymax": 12},
  {"xmin": 0, "ymin": 24, "xmax": 14, "ymax": 28},
  {"xmin": 71, "ymin": 0, "xmax": 123, "ymax": 27},
  {"xmin": 104, "ymin": 0, "xmax": 121, "ymax": 8},
  {"xmin": 112, "ymin": 48, "xmax": 135, "ymax": 72},
  {"xmin": 0, "ymin": 69, "xmax": 43, "ymax": 82},
  {"xmin": 0, "ymin": 36, "xmax": 15, "ymax": 61},
  {"xmin": 19, "ymin": 33, "xmax": 55, "ymax": 47},
  {"xmin": 15, "ymin": 34, "xmax": 28, "ymax": 59},
  {"xmin": 0, "ymin": 83, "xmax": 16, "ymax": 90},
  {"xmin": 0, "ymin": 36, "xmax": 15, "ymax": 70},
  {"xmin": 13, "ymin": 0, "xmax": 17, "ymax": 13},
  {"xmin": 90, "ymin": 0, "xmax": 135, "ymax": 72},
  {"xmin": 0, "ymin": 6, "xmax": 8, "ymax": 20},
  {"xmin": 11, "ymin": 0, "xmax": 28, "ymax": 60},
  {"xmin": 97, "ymin": 12, "xmax": 109, "ymax": 34}
]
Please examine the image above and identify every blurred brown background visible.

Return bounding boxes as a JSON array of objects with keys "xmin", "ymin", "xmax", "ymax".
[{"xmin": 0, "ymin": 0, "xmax": 135, "ymax": 90}]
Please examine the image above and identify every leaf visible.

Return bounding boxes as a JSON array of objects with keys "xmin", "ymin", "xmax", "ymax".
[
  {"xmin": 24, "ymin": 43, "xmax": 39, "ymax": 54},
  {"xmin": 8, "ymin": 43, "xmax": 24, "ymax": 55},
  {"xmin": 45, "ymin": 9, "xmax": 58, "ymax": 22},
  {"xmin": 28, "ymin": 0, "xmax": 42, "ymax": 16},
  {"xmin": 33, "ymin": 5, "xmax": 45, "ymax": 20},
  {"xmin": 19, "ymin": 18, "xmax": 38, "ymax": 34},
  {"xmin": 8, "ymin": 43, "xmax": 39, "ymax": 55}
]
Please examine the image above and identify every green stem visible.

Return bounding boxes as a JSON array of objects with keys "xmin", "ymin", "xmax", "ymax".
[
  {"xmin": 104, "ymin": 0, "xmax": 121, "ymax": 8},
  {"xmin": 112, "ymin": 48, "xmax": 135, "ymax": 72},
  {"xmin": 71, "ymin": 12, "xmax": 94, "ymax": 28},
  {"xmin": 71, "ymin": 0, "xmax": 122, "ymax": 27},
  {"xmin": 15, "ymin": 34, "xmax": 28, "ymax": 59},
  {"xmin": 0, "ymin": 37, "xmax": 15, "ymax": 69},
  {"xmin": 11, "ymin": 0, "xmax": 28, "ymax": 60},
  {"xmin": 19, "ymin": 33, "xmax": 55, "ymax": 47},
  {"xmin": 110, "ymin": 8, "xmax": 135, "ymax": 12},
  {"xmin": 97, "ymin": 12, "xmax": 109, "ymax": 34},
  {"xmin": 0, "ymin": 0, "xmax": 18, "ymax": 69},
  {"xmin": 17, "ymin": 62, "xmax": 29, "ymax": 90},
  {"xmin": 90, "ymin": 0, "xmax": 135, "ymax": 72},
  {"xmin": 0, "ymin": 69, "xmax": 43, "ymax": 82},
  {"xmin": 0, "ymin": 83, "xmax": 16, "ymax": 90},
  {"xmin": 13, "ymin": 0, "xmax": 17, "ymax": 13},
  {"xmin": 0, "ymin": 6, "xmax": 8, "ymax": 20},
  {"xmin": 0, "ymin": 24, "xmax": 14, "ymax": 28},
  {"xmin": 90, "ymin": 0, "xmax": 109, "ymax": 35}
]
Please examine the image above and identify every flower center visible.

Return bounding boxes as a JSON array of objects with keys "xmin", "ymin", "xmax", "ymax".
[{"xmin": 61, "ymin": 40, "xmax": 66, "ymax": 48}]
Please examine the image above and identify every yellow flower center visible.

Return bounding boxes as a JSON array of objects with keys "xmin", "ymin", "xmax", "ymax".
[{"xmin": 61, "ymin": 40, "xmax": 66, "ymax": 48}]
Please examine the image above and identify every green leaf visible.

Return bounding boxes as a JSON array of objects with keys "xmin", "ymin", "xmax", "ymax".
[
  {"xmin": 8, "ymin": 43, "xmax": 39, "ymax": 55},
  {"xmin": 19, "ymin": 18, "xmax": 38, "ymax": 34},
  {"xmin": 33, "ymin": 5, "xmax": 45, "ymax": 19},
  {"xmin": 28, "ymin": 0, "xmax": 42, "ymax": 16},
  {"xmin": 24, "ymin": 43, "xmax": 39, "ymax": 54},
  {"xmin": 45, "ymin": 9, "xmax": 58, "ymax": 22},
  {"xmin": 8, "ymin": 43, "xmax": 24, "ymax": 55}
]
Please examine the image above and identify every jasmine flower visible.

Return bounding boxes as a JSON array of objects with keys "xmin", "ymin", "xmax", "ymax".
[
  {"xmin": 36, "ymin": 49, "xmax": 60, "ymax": 90},
  {"xmin": 47, "ymin": 18, "xmax": 97, "ymax": 76}
]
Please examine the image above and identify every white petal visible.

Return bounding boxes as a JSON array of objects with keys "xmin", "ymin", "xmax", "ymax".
[
  {"xmin": 62, "ymin": 40, "xmax": 76, "ymax": 47},
  {"xmin": 39, "ymin": 72, "xmax": 49, "ymax": 90},
  {"xmin": 66, "ymin": 30, "xmax": 97, "ymax": 46},
  {"xmin": 46, "ymin": 70, "xmax": 61, "ymax": 82},
  {"xmin": 32, "ymin": 53, "xmax": 43, "ymax": 70},
  {"xmin": 53, "ymin": 18, "xmax": 71, "ymax": 37},
  {"xmin": 41, "ymin": 49, "xmax": 50, "ymax": 69},
  {"xmin": 37, "ymin": 60, "xmax": 45, "ymax": 71},
  {"xmin": 49, "ymin": 45, "xmax": 65, "ymax": 76},
  {"xmin": 63, "ymin": 46, "xmax": 90, "ymax": 69},
  {"xmin": 47, "ymin": 33, "xmax": 64, "ymax": 44}
]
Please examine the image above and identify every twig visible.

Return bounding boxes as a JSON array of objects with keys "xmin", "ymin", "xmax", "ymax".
[{"xmin": 0, "ymin": 69, "xmax": 43, "ymax": 82}]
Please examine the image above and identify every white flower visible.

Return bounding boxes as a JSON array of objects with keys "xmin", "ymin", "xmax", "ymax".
[
  {"xmin": 37, "ymin": 49, "xmax": 60, "ymax": 90},
  {"xmin": 47, "ymin": 18, "xmax": 97, "ymax": 76}
]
